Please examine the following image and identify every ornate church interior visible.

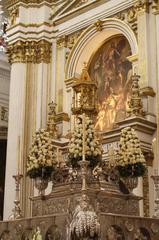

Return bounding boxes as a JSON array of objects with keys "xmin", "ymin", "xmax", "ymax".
[{"xmin": 0, "ymin": 0, "xmax": 159, "ymax": 239}]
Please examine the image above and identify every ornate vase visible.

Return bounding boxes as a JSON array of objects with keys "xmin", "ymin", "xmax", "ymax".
[
  {"xmin": 123, "ymin": 177, "xmax": 138, "ymax": 193},
  {"xmin": 34, "ymin": 177, "xmax": 49, "ymax": 196}
]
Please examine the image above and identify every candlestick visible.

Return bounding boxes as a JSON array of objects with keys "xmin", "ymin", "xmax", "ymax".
[
  {"xmin": 17, "ymin": 136, "xmax": 20, "ymax": 174},
  {"xmin": 79, "ymin": 113, "xmax": 89, "ymax": 192},
  {"xmin": 57, "ymin": 147, "xmax": 59, "ymax": 167},
  {"xmin": 9, "ymin": 173, "xmax": 23, "ymax": 220},
  {"xmin": 82, "ymin": 113, "xmax": 86, "ymax": 162}
]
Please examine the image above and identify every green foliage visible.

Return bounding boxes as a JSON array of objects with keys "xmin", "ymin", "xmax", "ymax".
[
  {"xmin": 26, "ymin": 166, "xmax": 54, "ymax": 179},
  {"xmin": 117, "ymin": 162, "xmax": 146, "ymax": 178}
]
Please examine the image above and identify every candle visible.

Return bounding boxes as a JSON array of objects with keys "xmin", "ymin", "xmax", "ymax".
[
  {"xmin": 57, "ymin": 147, "xmax": 59, "ymax": 166},
  {"xmin": 17, "ymin": 136, "xmax": 20, "ymax": 174},
  {"xmin": 82, "ymin": 113, "xmax": 86, "ymax": 161}
]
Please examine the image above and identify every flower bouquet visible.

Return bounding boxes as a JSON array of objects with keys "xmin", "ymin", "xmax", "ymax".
[
  {"xmin": 68, "ymin": 116, "xmax": 102, "ymax": 169},
  {"xmin": 26, "ymin": 129, "xmax": 57, "ymax": 180},
  {"xmin": 116, "ymin": 127, "xmax": 146, "ymax": 178}
]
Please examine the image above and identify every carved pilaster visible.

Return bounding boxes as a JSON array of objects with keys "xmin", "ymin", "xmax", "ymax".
[
  {"xmin": 6, "ymin": 40, "xmax": 52, "ymax": 64},
  {"xmin": 142, "ymin": 151, "xmax": 154, "ymax": 217},
  {"xmin": 127, "ymin": 74, "xmax": 145, "ymax": 117}
]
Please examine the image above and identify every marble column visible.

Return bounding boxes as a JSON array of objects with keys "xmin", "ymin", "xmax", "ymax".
[
  {"xmin": 151, "ymin": 1, "xmax": 159, "ymax": 217},
  {"xmin": 3, "ymin": 40, "xmax": 52, "ymax": 219},
  {"xmin": 3, "ymin": 63, "xmax": 27, "ymax": 219},
  {"xmin": 137, "ymin": 1, "xmax": 157, "ymax": 122}
]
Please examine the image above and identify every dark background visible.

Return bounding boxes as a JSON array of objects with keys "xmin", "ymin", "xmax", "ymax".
[{"xmin": 0, "ymin": 139, "xmax": 7, "ymax": 220}]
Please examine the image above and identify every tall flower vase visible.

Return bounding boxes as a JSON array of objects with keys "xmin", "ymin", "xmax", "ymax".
[
  {"xmin": 34, "ymin": 177, "xmax": 49, "ymax": 196},
  {"xmin": 123, "ymin": 177, "xmax": 138, "ymax": 194}
]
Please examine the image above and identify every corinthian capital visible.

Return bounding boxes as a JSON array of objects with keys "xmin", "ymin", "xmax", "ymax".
[
  {"xmin": 6, "ymin": 40, "xmax": 52, "ymax": 64},
  {"xmin": 152, "ymin": 0, "xmax": 159, "ymax": 14},
  {"xmin": 135, "ymin": 0, "xmax": 150, "ymax": 13}
]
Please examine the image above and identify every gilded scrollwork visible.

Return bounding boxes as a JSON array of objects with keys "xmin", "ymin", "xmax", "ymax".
[
  {"xmin": 94, "ymin": 19, "xmax": 103, "ymax": 32},
  {"xmin": 127, "ymin": 74, "xmax": 144, "ymax": 117},
  {"xmin": 114, "ymin": 7, "xmax": 138, "ymax": 35},
  {"xmin": 6, "ymin": 40, "xmax": 52, "ymax": 64},
  {"xmin": 57, "ymin": 30, "xmax": 83, "ymax": 50},
  {"xmin": 0, "ymin": 106, "xmax": 8, "ymax": 122},
  {"xmin": 42, "ymin": 198, "xmax": 68, "ymax": 216}
]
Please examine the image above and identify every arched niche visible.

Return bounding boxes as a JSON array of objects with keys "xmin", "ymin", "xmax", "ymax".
[{"xmin": 66, "ymin": 18, "xmax": 138, "ymax": 80}]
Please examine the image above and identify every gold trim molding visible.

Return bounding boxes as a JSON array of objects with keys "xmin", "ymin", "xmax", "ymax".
[
  {"xmin": 57, "ymin": 6, "xmax": 138, "ymax": 55},
  {"xmin": 6, "ymin": 40, "xmax": 52, "ymax": 64},
  {"xmin": 7, "ymin": 22, "xmax": 53, "ymax": 31},
  {"xmin": 6, "ymin": 0, "xmax": 54, "ymax": 8}
]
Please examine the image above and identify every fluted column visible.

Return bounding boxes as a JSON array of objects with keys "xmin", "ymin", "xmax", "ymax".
[{"xmin": 3, "ymin": 39, "xmax": 52, "ymax": 219}]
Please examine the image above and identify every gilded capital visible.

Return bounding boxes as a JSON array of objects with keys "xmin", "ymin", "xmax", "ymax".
[
  {"xmin": 135, "ymin": 0, "xmax": 150, "ymax": 13},
  {"xmin": 152, "ymin": 0, "xmax": 159, "ymax": 14},
  {"xmin": 6, "ymin": 40, "xmax": 52, "ymax": 64}
]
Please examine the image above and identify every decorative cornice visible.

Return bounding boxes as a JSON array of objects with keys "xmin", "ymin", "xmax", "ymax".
[
  {"xmin": 57, "ymin": 6, "xmax": 138, "ymax": 53},
  {"xmin": 6, "ymin": 0, "xmax": 54, "ymax": 8},
  {"xmin": 6, "ymin": 40, "xmax": 52, "ymax": 64},
  {"xmin": 7, "ymin": 22, "xmax": 53, "ymax": 31}
]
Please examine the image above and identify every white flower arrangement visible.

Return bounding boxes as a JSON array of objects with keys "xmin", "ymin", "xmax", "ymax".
[
  {"xmin": 68, "ymin": 116, "xmax": 102, "ymax": 168},
  {"xmin": 26, "ymin": 129, "xmax": 57, "ymax": 179},
  {"xmin": 116, "ymin": 127, "xmax": 146, "ymax": 178}
]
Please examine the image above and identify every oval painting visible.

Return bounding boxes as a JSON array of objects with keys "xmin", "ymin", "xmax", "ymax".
[{"xmin": 89, "ymin": 35, "xmax": 132, "ymax": 132}]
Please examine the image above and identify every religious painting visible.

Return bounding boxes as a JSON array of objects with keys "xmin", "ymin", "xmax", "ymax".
[{"xmin": 89, "ymin": 35, "xmax": 132, "ymax": 132}]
